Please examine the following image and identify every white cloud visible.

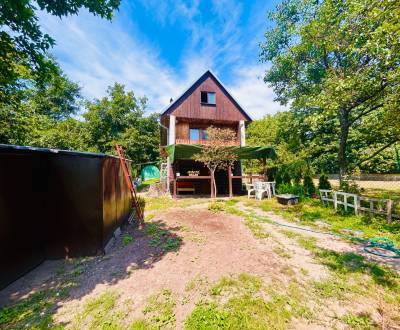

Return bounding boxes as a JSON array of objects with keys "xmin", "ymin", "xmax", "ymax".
[
  {"xmin": 228, "ymin": 65, "xmax": 288, "ymax": 119},
  {"xmin": 38, "ymin": 2, "xmax": 285, "ymax": 119}
]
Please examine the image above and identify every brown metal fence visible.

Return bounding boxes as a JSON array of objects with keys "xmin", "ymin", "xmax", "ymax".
[{"xmin": 0, "ymin": 144, "xmax": 132, "ymax": 289}]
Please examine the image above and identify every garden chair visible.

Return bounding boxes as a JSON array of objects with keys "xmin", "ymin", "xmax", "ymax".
[
  {"xmin": 256, "ymin": 182, "xmax": 272, "ymax": 200},
  {"xmin": 246, "ymin": 183, "xmax": 256, "ymax": 198}
]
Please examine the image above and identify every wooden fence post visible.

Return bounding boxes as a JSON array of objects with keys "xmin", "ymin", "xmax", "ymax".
[
  {"xmin": 228, "ymin": 166, "xmax": 233, "ymax": 198},
  {"xmin": 344, "ymin": 194, "xmax": 348, "ymax": 211},
  {"xmin": 387, "ymin": 199, "xmax": 393, "ymax": 223},
  {"xmin": 354, "ymin": 195, "xmax": 360, "ymax": 216},
  {"xmin": 333, "ymin": 192, "xmax": 337, "ymax": 211}
]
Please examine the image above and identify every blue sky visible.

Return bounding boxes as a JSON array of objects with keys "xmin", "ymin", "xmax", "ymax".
[{"xmin": 39, "ymin": 0, "xmax": 286, "ymax": 119}]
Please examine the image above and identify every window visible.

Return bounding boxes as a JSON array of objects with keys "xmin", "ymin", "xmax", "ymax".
[
  {"xmin": 200, "ymin": 91, "xmax": 216, "ymax": 105},
  {"xmin": 190, "ymin": 129, "xmax": 199, "ymax": 142},
  {"xmin": 190, "ymin": 128, "xmax": 209, "ymax": 142}
]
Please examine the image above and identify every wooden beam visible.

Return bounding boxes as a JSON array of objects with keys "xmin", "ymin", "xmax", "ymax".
[
  {"xmin": 228, "ymin": 166, "xmax": 233, "ymax": 198},
  {"xmin": 173, "ymin": 179, "xmax": 177, "ymax": 199}
]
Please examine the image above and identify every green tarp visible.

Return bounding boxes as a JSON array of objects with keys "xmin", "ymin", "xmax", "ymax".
[
  {"xmin": 140, "ymin": 164, "xmax": 160, "ymax": 181},
  {"xmin": 165, "ymin": 144, "xmax": 277, "ymax": 162}
]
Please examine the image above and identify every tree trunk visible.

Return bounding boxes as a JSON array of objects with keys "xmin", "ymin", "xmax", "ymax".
[
  {"xmin": 338, "ymin": 109, "xmax": 350, "ymax": 183},
  {"xmin": 210, "ymin": 169, "xmax": 217, "ymax": 198}
]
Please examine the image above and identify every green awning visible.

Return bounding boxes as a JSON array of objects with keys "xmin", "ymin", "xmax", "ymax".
[{"xmin": 165, "ymin": 144, "xmax": 277, "ymax": 163}]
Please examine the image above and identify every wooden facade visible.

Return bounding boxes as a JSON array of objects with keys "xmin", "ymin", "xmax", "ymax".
[{"xmin": 160, "ymin": 70, "xmax": 252, "ymax": 197}]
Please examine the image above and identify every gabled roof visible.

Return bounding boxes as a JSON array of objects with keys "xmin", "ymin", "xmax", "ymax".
[{"xmin": 161, "ymin": 70, "xmax": 252, "ymax": 121}]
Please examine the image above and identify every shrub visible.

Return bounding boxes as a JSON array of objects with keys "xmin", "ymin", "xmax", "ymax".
[
  {"xmin": 339, "ymin": 178, "xmax": 361, "ymax": 194},
  {"xmin": 318, "ymin": 174, "xmax": 331, "ymax": 190},
  {"xmin": 137, "ymin": 196, "xmax": 146, "ymax": 211},
  {"xmin": 277, "ymin": 183, "xmax": 304, "ymax": 197},
  {"xmin": 303, "ymin": 175, "xmax": 316, "ymax": 197}
]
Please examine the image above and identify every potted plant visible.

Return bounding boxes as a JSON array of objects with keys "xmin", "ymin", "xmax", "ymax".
[{"xmin": 188, "ymin": 170, "xmax": 200, "ymax": 177}]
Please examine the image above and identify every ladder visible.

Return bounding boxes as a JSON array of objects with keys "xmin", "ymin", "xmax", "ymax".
[{"xmin": 115, "ymin": 144, "xmax": 144, "ymax": 224}]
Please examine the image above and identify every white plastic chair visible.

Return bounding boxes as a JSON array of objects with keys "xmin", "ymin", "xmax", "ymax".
[{"xmin": 246, "ymin": 183, "xmax": 256, "ymax": 198}]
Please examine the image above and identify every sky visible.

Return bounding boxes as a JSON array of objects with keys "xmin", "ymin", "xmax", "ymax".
[{"xmin": 39, "ymin": 0, "xmax": 287, "ymax": 119}]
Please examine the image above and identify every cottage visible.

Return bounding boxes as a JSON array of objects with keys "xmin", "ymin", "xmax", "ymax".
[{"xmin": 160, "ymin": 70, "xmax": 275, "ymax": 197}]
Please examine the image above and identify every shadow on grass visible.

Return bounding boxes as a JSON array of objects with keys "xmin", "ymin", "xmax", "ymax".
[
  {"xmin": 0, "ymin": 218, "xmax": 183, "ymax": 330},
  {"xmin": 315, "ymin": 249, "xmax": 399, "ymax": 289}
]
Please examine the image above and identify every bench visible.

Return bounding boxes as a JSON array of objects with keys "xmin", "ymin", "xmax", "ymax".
[{"xmin": 177, "ymin": 181, "xmax": 195, "ymax": 195}]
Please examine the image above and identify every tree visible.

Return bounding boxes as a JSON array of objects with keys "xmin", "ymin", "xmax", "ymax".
[
  {"xmin": 261, "ymin": 0, "xmax": 400, "ymax": 180},
  {"xmin": 192, "ymin": 127, "xmax": 237, "ymax": 197},
  {"xmin": 0, "ymin": 64, "xmax": 82, "ymax": 146},
  {"xmin": 0, "ymin": 0, "xmax": 120, "ymax": 100},
  {"xmin": 84, "ymin": 83, "xmax": 159, "ymax": 163}
]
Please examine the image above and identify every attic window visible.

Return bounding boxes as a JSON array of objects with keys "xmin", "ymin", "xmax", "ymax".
[{"xmin": 201, "ymin": 91, "xmax": 216, "ymax": 105}]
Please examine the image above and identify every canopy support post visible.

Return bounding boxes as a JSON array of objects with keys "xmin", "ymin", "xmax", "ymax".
[{"xmin": 228, "ymin": 166, "xmax": 233, "ymax": 198}]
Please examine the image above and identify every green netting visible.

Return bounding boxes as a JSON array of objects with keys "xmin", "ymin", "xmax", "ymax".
[{"xmin": 165, "ymin": 144, "xmax": 277, "ymax": 162}]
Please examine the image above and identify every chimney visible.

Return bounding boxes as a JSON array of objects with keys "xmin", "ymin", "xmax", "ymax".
[{"xmin": 170, "ymin": 98, "xmax": 173, "ymax": 103}]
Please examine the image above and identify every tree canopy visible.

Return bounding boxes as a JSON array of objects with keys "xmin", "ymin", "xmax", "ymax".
[
  {"xmin": 0, "ymin": 0, "xmax": 120, "ymax": 102},
  {"xmin": 260, "ymin": 0, "xmax": 400, "ymax": 179}
]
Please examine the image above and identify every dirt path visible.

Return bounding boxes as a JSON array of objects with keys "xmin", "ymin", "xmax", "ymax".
[{"xmin": 1, "ymin": 199, "xmax": 399, "ymax": 329}]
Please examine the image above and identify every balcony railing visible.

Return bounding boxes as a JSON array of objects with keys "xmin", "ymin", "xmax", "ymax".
[{"xmin": 175, "ymin": 139, "xmax": 240, "ymax": 146}]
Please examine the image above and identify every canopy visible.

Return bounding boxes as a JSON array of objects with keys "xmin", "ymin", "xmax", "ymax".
[{"xmin": 165, "ymin": 144, "xmax": 277, "ymax": 163}]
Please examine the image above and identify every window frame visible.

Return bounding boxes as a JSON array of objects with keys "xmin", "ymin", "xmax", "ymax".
[{"xmin": 200, "ymin": 91, "xmax": 216, "ymax": 106}]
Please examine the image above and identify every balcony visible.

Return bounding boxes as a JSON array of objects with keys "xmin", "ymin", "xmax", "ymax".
[{"xmin": 175, "ymin": 138, "xmax": 240, "ymax": 146}]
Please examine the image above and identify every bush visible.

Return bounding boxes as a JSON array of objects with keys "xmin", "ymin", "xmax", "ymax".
[
  {"xmin": 303, "ymin": 175, "xmax": 316, "ymax": 197},
  {"xmin": 339, "ymin": 179, "xmax": 361, "ymax": 194},
  {"xmin": 277, "ymin": 183, "xmax": 304, "ymax": 197},
  {"xmin": 137, "ymin": 196, "xmax": 146, "ymax": 211},
  {"xmin": 318, "ymin": 174, "xmax": 331, "ymax": 190}
]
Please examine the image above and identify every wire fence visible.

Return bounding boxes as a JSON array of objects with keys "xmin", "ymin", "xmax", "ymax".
[{"xmin": 313, "ymin": 174, "xmax": 400, "ymax": 201}]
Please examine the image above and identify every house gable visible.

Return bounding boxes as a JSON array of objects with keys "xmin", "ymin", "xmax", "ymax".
[{"xmin": 162, "ymin": 70, "xmax": 252, "ymax": 122}]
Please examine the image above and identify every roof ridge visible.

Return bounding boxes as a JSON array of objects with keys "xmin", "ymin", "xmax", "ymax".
[{"xmin": 161, "ymin": 70, "xmax": 252, "ymax": 121}]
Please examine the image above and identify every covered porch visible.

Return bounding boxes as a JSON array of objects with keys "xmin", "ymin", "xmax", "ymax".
[{"xmin": 165, "ymin": 144, "xmax": 276, "ymax": 198}]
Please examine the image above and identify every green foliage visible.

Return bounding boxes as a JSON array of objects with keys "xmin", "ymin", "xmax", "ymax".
[
  {"xmin": 141, "ymin": 289, "xmax": 176, "ymax": 329},
  {"xmin": 208, "ymin": 201, "xmax": 226, "ymax": 212},
  {"xmin": 277, "ymin": 183, "xmax": 304, "ymax": 197},
  {"xmin": 0, "ymin": 0, "xmax": 120, "ymax": 95},
  {"xmin": 145, "ymin": 222, "xmax": 182, "ymax": 252},
  {"xmin": 318, "ymin": 174, "xmax": 332, "ymax": 190},
  {"xmin": 260, "ymin": 0, "xmax": 400, "ymax": 176},
  {"xmin": 341, "ymin": 313, "xmax": 377, "ymax": 329},
  {"xmin": 122, "ymin": 234, "xmax": 134, "ymax": 247},
  {"xmin": 185, "ymin": 274, "xmax": 311, "ymax": 330},
  {"xmin": 74, "ymin": 291, "xmax": 124, "ymax": 330},
  {"xmin": 302, "ymin": 175, "xmax": 315, "ymax": 197},
  {"xmin": 340, "ymin": 179, "xmax": 361, "ymax": 194}
]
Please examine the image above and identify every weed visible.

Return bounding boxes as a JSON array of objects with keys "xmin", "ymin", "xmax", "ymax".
[
  {"xmin": 296, "ymin": 236, "xmax": 318, "ymax": 252},
  {"xmin": 208, "ymin": 201, "xmax": 226, "ymax": 212},
  {"xmin": 280, "ymin": 229, "xmax": 300, "ymax": 239},
  {"xmin": 72, "ymin": 291, "xmax": 125, "ymax": 330},
  {"xmin": 341, "ymin": 312, "xmax": 377, "ymax": 329},
  {"xmin": 273, "ymin": 246, "xmax": 292, "ymax": 258},
  {"xmin": 122, "ymin": 234, "xmax": 134, "ymax": 246},
  {"xmin": 142, "ymin": 289, "xmax": 176, "ymax": 329}
]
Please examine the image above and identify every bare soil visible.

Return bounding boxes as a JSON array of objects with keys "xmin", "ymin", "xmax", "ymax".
[{"xmin": 1, "ymin": 199, "xmax": 399, "ymax": 329}]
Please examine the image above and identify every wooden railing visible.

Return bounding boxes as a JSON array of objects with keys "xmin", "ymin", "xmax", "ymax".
[
  {"xmin": 175, "ymin": 138, "xmax": 240, "ymax": 146},
  {"xmin": 319, "ymin": 189, "xmax": 399, "ymax": 222}
]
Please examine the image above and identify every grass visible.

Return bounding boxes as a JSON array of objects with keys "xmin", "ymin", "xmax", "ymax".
[
  {"xmin": 73, "ymin": 291, "xmax": 125, "ymax": 330},
  {"xmin": 245, "ymin": 197, "xmax": 400, "ymax": 246},
  {"xmin": 137, "ymin": 178, "xmax": 160, "ymax": 192},
  {"xmin": 144, "ymin": 196, "xmax": 208, "ymax": 212},
  {"xmin": 341, "ymin": 312, "xmax": 377, "ymax": 329},
  {"xmin": 185, "ymin": 273, "xmax": 312, "ymax": 330},
  {"xmin": 0, "ymin": 260, "xmax": 87, "ymax": 330},
  {"xmin": 144, "ymin": 222, "xmax": 182, "ymax": 252},
  {"xmin": 137, "ymin": 289, "xmax": 176, "ymax": 329}
]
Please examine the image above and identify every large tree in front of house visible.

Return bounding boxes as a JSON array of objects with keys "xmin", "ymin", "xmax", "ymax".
[
  {"xmin": 261, "ymin": 0, "xmax": 400, "ymax": 180},
  {"xmin": 193, "ymin": 126, "xmax": 237, "ymax": 197}
]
